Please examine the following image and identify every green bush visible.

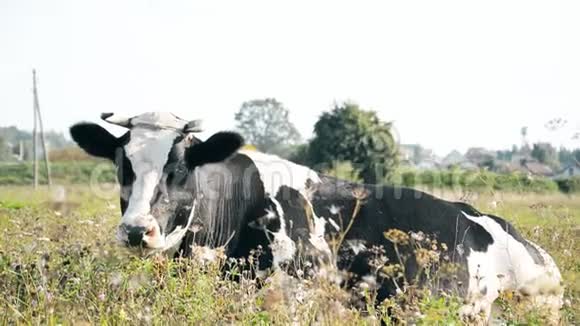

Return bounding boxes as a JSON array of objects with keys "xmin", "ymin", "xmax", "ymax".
[
  {"xmin": 556, "ymin": 176, "xmax": 580, "ymax": 193},
  {"xmin": 393, "ymin": 168, "xmax": 561, "ymax": 193},
  {"xmin": 322, "ymin": 161, "xmax": 363, "ymax": 183}
]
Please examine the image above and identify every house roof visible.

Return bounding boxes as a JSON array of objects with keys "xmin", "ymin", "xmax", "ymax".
[
  {"xmin": 555, "ymin": 161, "xmax": 580, "ymax": 173},
  {"xmin": 522, "ymin": 161, "xmax": 554, "ymax": 176}
]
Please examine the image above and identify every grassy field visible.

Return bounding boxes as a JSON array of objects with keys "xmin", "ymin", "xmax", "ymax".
[{"xmin": 0, "ymin": 185, "xmax": 578, "ymax": 325}]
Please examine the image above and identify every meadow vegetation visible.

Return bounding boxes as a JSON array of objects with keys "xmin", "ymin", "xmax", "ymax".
[
  {"xmin": 0, "ymin": 185, "xmax": 578, "ymax": 325},
  {"xmin": 4, "ymin": 160, "xmax": 580, "ymax": 196}
]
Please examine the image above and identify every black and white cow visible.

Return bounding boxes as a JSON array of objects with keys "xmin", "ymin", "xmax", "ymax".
[{"xmin": 70, "ymin": 112, "xmax": 563, "ymax": 322}]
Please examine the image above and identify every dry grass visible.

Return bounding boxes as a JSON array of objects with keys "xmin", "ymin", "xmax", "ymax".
[{"xmin": 0, "ymin": 185, "xmax": 578, "ymax": 325}]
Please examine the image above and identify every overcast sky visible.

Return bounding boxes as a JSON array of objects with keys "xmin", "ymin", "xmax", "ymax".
[{"xmin": 1, "ymin": 0, "xmax": 579, "ymax": 155}]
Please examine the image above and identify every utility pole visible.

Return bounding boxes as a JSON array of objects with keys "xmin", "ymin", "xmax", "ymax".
[
  {"xmin": 33, "ymin": 71, "xmax": 38, "ymax": 189},
  {"xmin": 32, "ymin": 69, "xmax": 52, "ymax": 188}
]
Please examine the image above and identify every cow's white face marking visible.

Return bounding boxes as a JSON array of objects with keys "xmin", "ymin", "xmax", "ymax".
[
  {"xmin": 123, "ymin": 128, "xmax": 178, "ymax": 219},
  {"xmin": 459, "ymin": 212, "xmax": 563, "ymax": 321},
  {"xmin": 238, "ymin": 150, "xmax": 321, "ymax": 196},
  {"xmin": 117, "ymin": 127, "xmax": 179, "ymax": 249},
  {"xmin": 115, "ymin": 112, "xmax": 193, "ymax": 249}
]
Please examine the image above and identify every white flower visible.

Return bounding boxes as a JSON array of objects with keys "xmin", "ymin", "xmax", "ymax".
[
  {"xmin": 410, "ymin": 231, "xmax": 425, "ymax": 242},
  {"xmin": 456, "ymin": 244, "xmax": 464, "ymax": 257},
  {"xmin": 328, "ymin": 204, "xmax": 341, "ymax": 215}
]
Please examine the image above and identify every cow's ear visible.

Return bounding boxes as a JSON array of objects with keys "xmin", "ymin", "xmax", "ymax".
[
  {"xmin": 70, "ymin": 122, "xmax": 122, "ymax": 160},
  {"xmin": 185, "ymin": 132, "xmax": 244, "ymax": 169}
]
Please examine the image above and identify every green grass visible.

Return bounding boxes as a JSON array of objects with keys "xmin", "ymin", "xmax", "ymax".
[
  {"xmin": 0, "ymin": 185, "xmax": 578, "ymax": 325},
  {"xmin": 0, "ymin": 161, "xmax": 116, "ymax": 185}
]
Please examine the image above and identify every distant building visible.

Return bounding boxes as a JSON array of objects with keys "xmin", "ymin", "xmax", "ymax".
[
  {"xmin": 465, "ymin": 147, "xmax": 496, "ymax": 166},
  {"xmin": 399, "ymin": 144, "xmax": 436, "ymax": 166},
  {"xmin": 415, "ymin": 159, "xmax": 442, "ymax": 170},
  {"xmin": 456, "ymin": 161, "xmax": 479, "ymax": 171},
  {"xmin": 442, "ymin": 150, "xmax": 465, "ymax": 166},
  {"xmin": 399, "ymin": 144, "xmax": 417, "ymax": 164},
  {"xmin": 494, "ymin": 158, "xmax": 554, "ymax": 177},
  {"xmin": 521, "ymin": 160, "xmax": 553, "ymax": 177},
  {"xmin": 2, "ymin": 140, "xmax": 24, "ymax": 161},
  {"xmin": 552, "ymin": 162, "xmax": 580, "ymax": 180}
]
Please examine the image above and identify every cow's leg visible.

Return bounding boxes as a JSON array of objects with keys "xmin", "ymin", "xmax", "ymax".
[{"xmin": 459, "ymin": 251, "xmax": 501, "ymax": 324}]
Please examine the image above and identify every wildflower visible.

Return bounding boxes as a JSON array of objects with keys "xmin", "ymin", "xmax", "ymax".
[
  {"xmin": 352, "ymin": 188, "xmax": 369, "ymax": 200},
  {"xmin": 384, "ymin": 229, "xmax": 409, "ymax": 245},
  {"xmin": 189, "ymin": 222, "xmax": 203, "ymax": 233},
  {"xmin": 382, "ymin": 264, "xmax": 402, "ymax": 277},
  {"xmin": 410, "ymin": 231, "xmax": 425, "ymax": 242},
  {"xmin": 97, "ymin": 292, "xmax": 106, "ymax": 301},
  {"xmin": 328, "ymin": 204, "xmax": 341, "ymax": 215},
  {"xmin": 456, "ymin": 244, "xmax": 465, "ymax": 257},
  {"xmin": 415, "ymin": 248, "xmax": 439, "ymax": 267},
  {"xmin": 362, "ymin": 275, "xmax": 377, "ymax": 288}
]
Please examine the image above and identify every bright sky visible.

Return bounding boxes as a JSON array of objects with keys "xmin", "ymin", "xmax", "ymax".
[{"xmin": 1, "ymin": 1, "xmax": 579, "ymax": 155}]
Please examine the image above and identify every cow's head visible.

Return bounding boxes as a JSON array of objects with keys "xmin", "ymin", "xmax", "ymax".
[{"xmin": 70, "ymin": 112, "xmax": 243, "ymax": 252}]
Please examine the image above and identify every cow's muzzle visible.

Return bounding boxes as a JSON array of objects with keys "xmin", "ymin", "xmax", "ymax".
[
  {"xmin": 125, "ymin": 225, "xmax": 150, "ymax": 246},
  {"xmin": 117, "ymin": 216, "xmax": 164, "ymax": 249},
  {"xmin": 116, "ymin": 200, "xmax": 197, "ymax": 255}
]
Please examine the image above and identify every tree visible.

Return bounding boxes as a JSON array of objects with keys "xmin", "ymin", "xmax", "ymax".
[
  {"xmin": 411, "ymin": 145, "xmax": 433, "ymax": 165},
  {"xmin": 288, "ymin": 143, "xmax": 310, "ymax": 165},
  {"xmin": 558, "ymin": 147, "xmax": 580, "ymax": 166},
  {"xmin": 308, "ymin": 102, "xmax": 399, "ymax": 184},
  {"xmin": 531, "ymin": 142, "xmax": 558, "ymax": 167},
  {"xmin": 0, "ymin": 136, "xmax": 10, "ymax": 161},
  {"xmin": 496, "ymin": 149, "xmax": 513, "ymax": 161},
  {"xmin": 235, "ymin": 98, "xmax": 301, "ymax": 154}
]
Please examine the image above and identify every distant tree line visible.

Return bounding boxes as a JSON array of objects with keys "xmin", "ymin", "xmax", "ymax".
[
  {"xmin": 1, "ymin": 100, "xmax": 577, "ymax": 189},
  {"xmin": 235, "ymin": 99, "xmax": 399, "ymax": 184},
  {"xmin": 0, "ymin": 126, "xmax": 71, "ymax": 161},
  {"xmin": 496, "ymin": 143, "xmax": 579, "ymax": 169},
  {"xmin": 234, "ymin": 98, "xmax": 580, "ymax": 188}
]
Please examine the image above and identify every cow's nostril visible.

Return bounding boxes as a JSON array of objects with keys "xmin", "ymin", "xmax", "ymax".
[
  {"xmin": 126, "ymin": 226, "xmax": 147, "ymax": 247},
  {"xmin": 145, "ymin": 226, "xmax": 155, "ymax": 237}
]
